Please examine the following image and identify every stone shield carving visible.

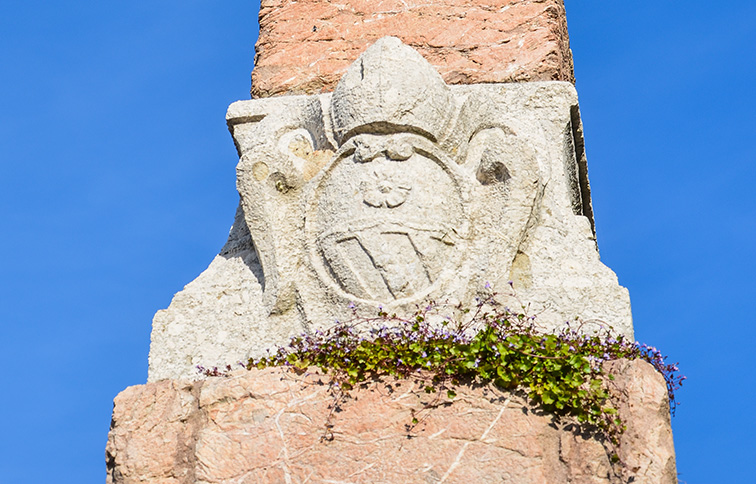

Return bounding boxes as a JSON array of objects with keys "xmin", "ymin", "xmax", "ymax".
[
  {"xmin": 306, "ymin": 133, "xmax": 469, "ymax": 302},
  {"xmin": 148, "ymin": 36, "xmax": 634, "ymax": 381}
]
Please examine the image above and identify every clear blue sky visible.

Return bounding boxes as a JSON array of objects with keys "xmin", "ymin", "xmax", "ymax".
[{"xmin": 1, "ymin": 1, "xmax": 753, "ymax": 482}]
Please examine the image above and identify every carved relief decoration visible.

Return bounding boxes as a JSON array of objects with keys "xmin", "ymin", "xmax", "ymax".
[{"xmin": 148, "ymin": 37, "xmax": 634, "ymax": 381}]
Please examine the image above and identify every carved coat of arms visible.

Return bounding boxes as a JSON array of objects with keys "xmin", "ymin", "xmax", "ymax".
[
  {"xmin": 149, "ymin": 36, "xmax": 634, "ymax": 380},
  {"xmin": 229, "ymin": 36, "xmax": 574, "ymax": 324}
]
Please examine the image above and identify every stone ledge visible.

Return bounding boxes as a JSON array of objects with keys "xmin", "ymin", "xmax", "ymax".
[
  {"xmin": 107, "ymin": 359, "xmax": 676, "ymax": 483},
  {"xmin": 251, "ymin": 0, "xmax": 574, "ymax": 98}
]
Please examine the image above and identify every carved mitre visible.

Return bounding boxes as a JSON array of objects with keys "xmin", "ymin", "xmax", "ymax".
[
  {"xmin": 330, "ymin": 36, "xmax": 455, "ymax": 144},
  {"xmin": 306, "ymin": 37, "xmax": 470, "ymax": 303}
]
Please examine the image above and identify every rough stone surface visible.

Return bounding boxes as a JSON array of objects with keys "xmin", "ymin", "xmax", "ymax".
[
  {"xmin": 149, "ymin": 38, "xmax": 631, "ymax": 381},
  {"xmin": 107, "ymin": 359, "xmax": 677, "ymax": 484},
  {"xmin": 251, "ymin": 0, "xmax": 574, "ymax": 98}
]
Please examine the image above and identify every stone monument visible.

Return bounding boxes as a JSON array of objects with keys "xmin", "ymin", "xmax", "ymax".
[
  {"xmin": 107, "ymin": 3, "xmax": 678, "ymax": 483},
  {"xmin": 148, "ymin": 35, "xmax": 631, "ymax": 382}
]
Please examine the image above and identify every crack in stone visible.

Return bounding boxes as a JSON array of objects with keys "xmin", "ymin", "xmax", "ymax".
[{"xmin": 439, "ymin": 397, "xmax": 510, "ymax": 483}]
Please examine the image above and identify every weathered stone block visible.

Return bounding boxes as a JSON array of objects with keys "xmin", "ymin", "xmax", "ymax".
[
  {"xmin": 148, "ymin": 39, "xmax": 631, "ymax": 382},
  {"xmin": 251, "ymin": 0, "xmax": 574, "ymax": 97},
  {"xmin": 107, "ymin": 359, "xmax": 677, "ymax": 483},
  {"xmin": 148, "ymin": 38, "xmax": 631, "ymax": 382}
]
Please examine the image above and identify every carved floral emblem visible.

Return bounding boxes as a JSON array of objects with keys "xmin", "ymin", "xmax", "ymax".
[
  {"xmin": 360, "ymin": 166, "xmax": 412, "ymax": 208},
  {"xmin": 308, "ymin": 133, "xmax": 466, "ymax": 302}
]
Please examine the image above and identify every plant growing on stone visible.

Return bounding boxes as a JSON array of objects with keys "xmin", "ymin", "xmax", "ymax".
[{"xmin": 231, "ymin": 289, "xmax": 684, "ymax": 461}]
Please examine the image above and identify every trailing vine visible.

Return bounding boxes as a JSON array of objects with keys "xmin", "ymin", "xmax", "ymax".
[{"xmin": 204, "ymin": 290, "xmax": 684, "ymax": 463}]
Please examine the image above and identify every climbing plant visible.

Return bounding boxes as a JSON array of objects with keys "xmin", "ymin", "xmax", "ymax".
[{"xmin": 204, "ymin": 288, "xmax": 684, "ymax": 463}]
